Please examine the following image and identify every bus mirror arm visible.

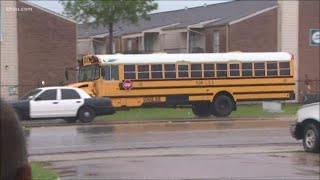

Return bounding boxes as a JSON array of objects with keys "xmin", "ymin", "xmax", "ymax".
[{"xmin": 65, "ymin": 69, "xmax": 69, "ymax": 81}]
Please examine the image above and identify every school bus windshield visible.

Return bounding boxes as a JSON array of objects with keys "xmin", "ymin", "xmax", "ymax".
[{"xmin": 78, "ymin": 65, "xmax": 100, "ymax": 82}]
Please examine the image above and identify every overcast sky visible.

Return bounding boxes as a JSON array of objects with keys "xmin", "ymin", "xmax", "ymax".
[{"xmin": 28, "ymin": 1, "xmax": 228, "ymax": 15}]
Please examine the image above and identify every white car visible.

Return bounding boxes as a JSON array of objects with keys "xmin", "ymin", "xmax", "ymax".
[
  {"xmin": 9, "ymin": 87, "xmax": 115, "ymax": 123},
  {"xmin": 290, "ymin": 102, "xmax": 320, "ymax": 152}
]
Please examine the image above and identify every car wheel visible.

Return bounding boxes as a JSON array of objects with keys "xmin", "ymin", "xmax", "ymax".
[
  {"xmin": 64, "ymin": 117, "xmax": 77, "ymax": 123},
  {"xmin": 78, "ymin": 106, "xmax": 96, "ymax": 123},
  {"xmin": 191, "ymin": 103, "xmax": 211, "ymax": 117},
  {"xmin": 303, "ymin": 123, "xmax": 320, "ymax": 153},
  {"xmin": 211, "ymin": 95, "xmax": 233, "ymax": 117}
]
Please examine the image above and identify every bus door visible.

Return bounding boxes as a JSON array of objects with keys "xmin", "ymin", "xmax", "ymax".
[{"xmin": 101, "ymin": 65, "xmax": 120, "ymax": 99}]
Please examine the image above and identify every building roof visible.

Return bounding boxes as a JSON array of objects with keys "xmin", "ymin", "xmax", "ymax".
[
  {"xmin": 21, "ymin": 1, "xmax": 77, "ymax": 23},
  {"xmin": 78, "ymin": 0, "xmax": 277, "ymax": 39}
]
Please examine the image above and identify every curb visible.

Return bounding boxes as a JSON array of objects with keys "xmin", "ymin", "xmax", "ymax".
[{"xmin": 21, "ymin": 115, "xmax": 295, "ymax": 128}]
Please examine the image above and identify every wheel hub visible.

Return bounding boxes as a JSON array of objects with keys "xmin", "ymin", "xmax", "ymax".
[
  {"xmin": 84, "ymin": 111, "xmax": 91, "ymax": 117},
  {"xmin": 306, "ymin": 129, "xmax": 315, "ymax": 148}
]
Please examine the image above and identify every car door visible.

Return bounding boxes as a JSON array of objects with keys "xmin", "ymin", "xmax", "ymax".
[
  {"xmin": 30, "ymin": 89, "xmax": 59, "ymax": 118},
  {"xmin": 59, "ymin": 89, "xmax": 84, "ymax": 117}
]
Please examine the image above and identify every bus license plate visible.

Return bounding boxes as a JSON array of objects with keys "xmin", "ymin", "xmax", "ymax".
[{"xmin": 143, "ymin": 97, "xmax": 161, "ymax": 103}]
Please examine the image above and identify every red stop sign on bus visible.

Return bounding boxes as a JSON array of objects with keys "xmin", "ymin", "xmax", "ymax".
[{"xmin": 122, "ymin": 80, "xmax": 133, "ymax": 90}]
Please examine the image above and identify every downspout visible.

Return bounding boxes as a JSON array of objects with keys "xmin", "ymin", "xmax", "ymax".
[
  {"xmin": 226, "ymin": 24, "xmax": 229, "ymax": 52},
  {"xmin": 187, "ymin": 30, "xmax": 190, "ymax": 53}
]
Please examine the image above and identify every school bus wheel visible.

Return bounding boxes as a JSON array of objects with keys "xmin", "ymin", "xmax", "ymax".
[
  {"xmin": 191, "ymin": 102, "xmax": 211, "ymax": 117},
  {"xmin": 211, "ymin": 95, "xmax": 234, "ymax": 117}
]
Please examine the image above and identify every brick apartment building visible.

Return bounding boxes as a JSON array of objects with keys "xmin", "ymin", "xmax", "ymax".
[
  {"xmin": 78, "ymin": 0, "xmax": 319, "ymax": 101},
  {"xmin": 0, "ymin": 1, "xmax": 77, "ymax": 100}
]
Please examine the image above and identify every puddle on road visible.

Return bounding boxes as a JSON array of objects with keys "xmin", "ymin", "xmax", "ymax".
[{"xmin": 76, "ymin": 126, "xmax": 114, "ymax": 134}]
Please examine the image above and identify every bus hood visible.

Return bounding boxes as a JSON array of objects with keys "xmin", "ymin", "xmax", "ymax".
[
  {"xmin": 66, "ymin": 82, "xmax": 95, "ymax": 96},
  {"xmin": 66, "ymin": 82, "xmax": 90, "ymax": 88}
]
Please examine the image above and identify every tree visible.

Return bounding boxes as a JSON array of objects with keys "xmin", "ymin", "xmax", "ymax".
[{"xmin": 60, "ymin": 0, "xmax": 158, "ymax": 54}]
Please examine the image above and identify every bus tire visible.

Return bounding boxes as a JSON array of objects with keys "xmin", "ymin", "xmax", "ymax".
[
  {"xmin": 192, "ymin": 103, "xmax": 211, "ymax": 117},
  {"xmin": 78, "ymin": 106, "xmax": 96, "ymax": 123},
  {"xmin": 211, "ymin": 95, "xmax": 233, "ymax": 117}
]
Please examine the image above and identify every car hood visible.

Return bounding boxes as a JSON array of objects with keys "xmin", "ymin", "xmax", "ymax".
[{"xmin": 299, "ymin": 102, "xmax": 320, "ymax": 110}]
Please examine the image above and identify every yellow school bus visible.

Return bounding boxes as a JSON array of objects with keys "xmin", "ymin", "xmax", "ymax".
[{"xmin": 68, "ymin": 52, "xmax": 296, "ymax": 117}]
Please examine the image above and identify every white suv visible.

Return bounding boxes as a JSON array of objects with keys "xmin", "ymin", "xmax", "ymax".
[{"xmin": 290, "ymin": 102, "xmax": 320, "ymax": 153}]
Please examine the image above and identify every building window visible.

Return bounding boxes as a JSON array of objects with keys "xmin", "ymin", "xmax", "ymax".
[
  {"xmin": 127, "ymin": 39, "xmax": 132, "ymax": 51},
  {"xmin": 213, "ymin": 31, "xmax": 219, "ymax": 53}
]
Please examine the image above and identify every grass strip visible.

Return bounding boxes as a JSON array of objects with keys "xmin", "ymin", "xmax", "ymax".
[
  {"xmin": 31, "ymin": 162, "xmax": 58, "ymax": 180},
  {"xmin": 99, "ymin": 103, "xmax": 300, "ymax": 120}
]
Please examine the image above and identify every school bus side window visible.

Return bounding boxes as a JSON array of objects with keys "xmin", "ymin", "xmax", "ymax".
[
  {"xmin": 178, "ymin": 64, "xmax": 189, "ymax": 78},
  {"xmin": 279, "ymin": 62, "xmax": 290, "ymax": 76},
  {"xmin": 267, "ymin": 62, "xmax": 278, "ymax": 76},
  {"xmin": 102, "ymin": 66, "xmax": 110, "ymax": 80},
  {"xmin": 242, "ymin": 63, "xmax": 252, "ymax": 76},
  {"xmin": 124, "ymin": 65, "xmax": 136, "ymax": 79},
  {"xmin": 102, "ymin": 65, "xmax": 119, "ymax": 80},
  {"xmin": 151, "ymin": 64, "xmax": 163, "ymax": 79},
  {"xmin": 204, "ymin": 64, "xmax": 215, "ymax": 78},
  {"xmin": 216, "ymin": 63, "xmax": 227, "ymax": 77},
  {"xmin": 164, "ymin": 64, "xmax": 176, "ymax": 79},
  {"xmin": 229, "ymin": 64, "xmax": 240, "ymax": 77},
  {"xmin": 138, "ymin": 65, "xmax": 149, "ymax": 79},
  {"xmin": 254, "ymin": 62, "xmax": 265, "ymax": 76},
  {"xmin": 191, "ymin": 64, "xmax": 202, "ymax": 78}
]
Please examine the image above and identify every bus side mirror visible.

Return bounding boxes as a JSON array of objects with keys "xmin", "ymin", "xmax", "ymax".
[{"xmin": 65, "ymin": 69, "xmax": 69, "ymax": 81}]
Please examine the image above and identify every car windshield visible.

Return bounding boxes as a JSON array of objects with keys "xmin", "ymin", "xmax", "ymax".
[
  {"xmin": 78, "ymin": 65, "xmax": 100, "ymax": 82},
  {"xmin": 20, "ymin": 88, "xmax": 42, "ymax": 100}
]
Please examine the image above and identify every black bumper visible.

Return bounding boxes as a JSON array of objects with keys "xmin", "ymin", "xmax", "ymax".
[
  {"xmin": 95, "ymin": 105, "xmax": 116, "ymax": 115},
  {"xmin": 290, "ymin": 123, "xmax": 303, "ymax": 140}
]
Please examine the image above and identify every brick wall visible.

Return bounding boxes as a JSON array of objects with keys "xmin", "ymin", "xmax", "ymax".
[
  {"xmin": 298, "ymin": 0, "xmax": 320, "ymax": 94},
  {"xmin": 0, "ymin": 1, "xmax": 19, "ymax": 100},
  {"xmin": 17, "ymin": 1, "xmax": 77, "ymax": 96},
  {"xmin": 228, "ymin": 8, "xmax": 278, "ymax": 52}
]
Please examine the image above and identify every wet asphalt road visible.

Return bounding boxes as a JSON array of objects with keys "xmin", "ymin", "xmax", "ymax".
[
  {"xmin": 26, "ymin": 125, "xmax": 297, "ymax": 155},
  {"xmin": 25, "ymin": 120, "xmax": 320, "ymax": 179}
]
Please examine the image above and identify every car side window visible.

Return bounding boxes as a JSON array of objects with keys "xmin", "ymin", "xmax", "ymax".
[
  {"xmin": 61, "ymin": 89, "xmax": 81, "ymax": 100},
  {"xmin": 36, "ymin": 89, "xmax": 57, "ymax": 101}
]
